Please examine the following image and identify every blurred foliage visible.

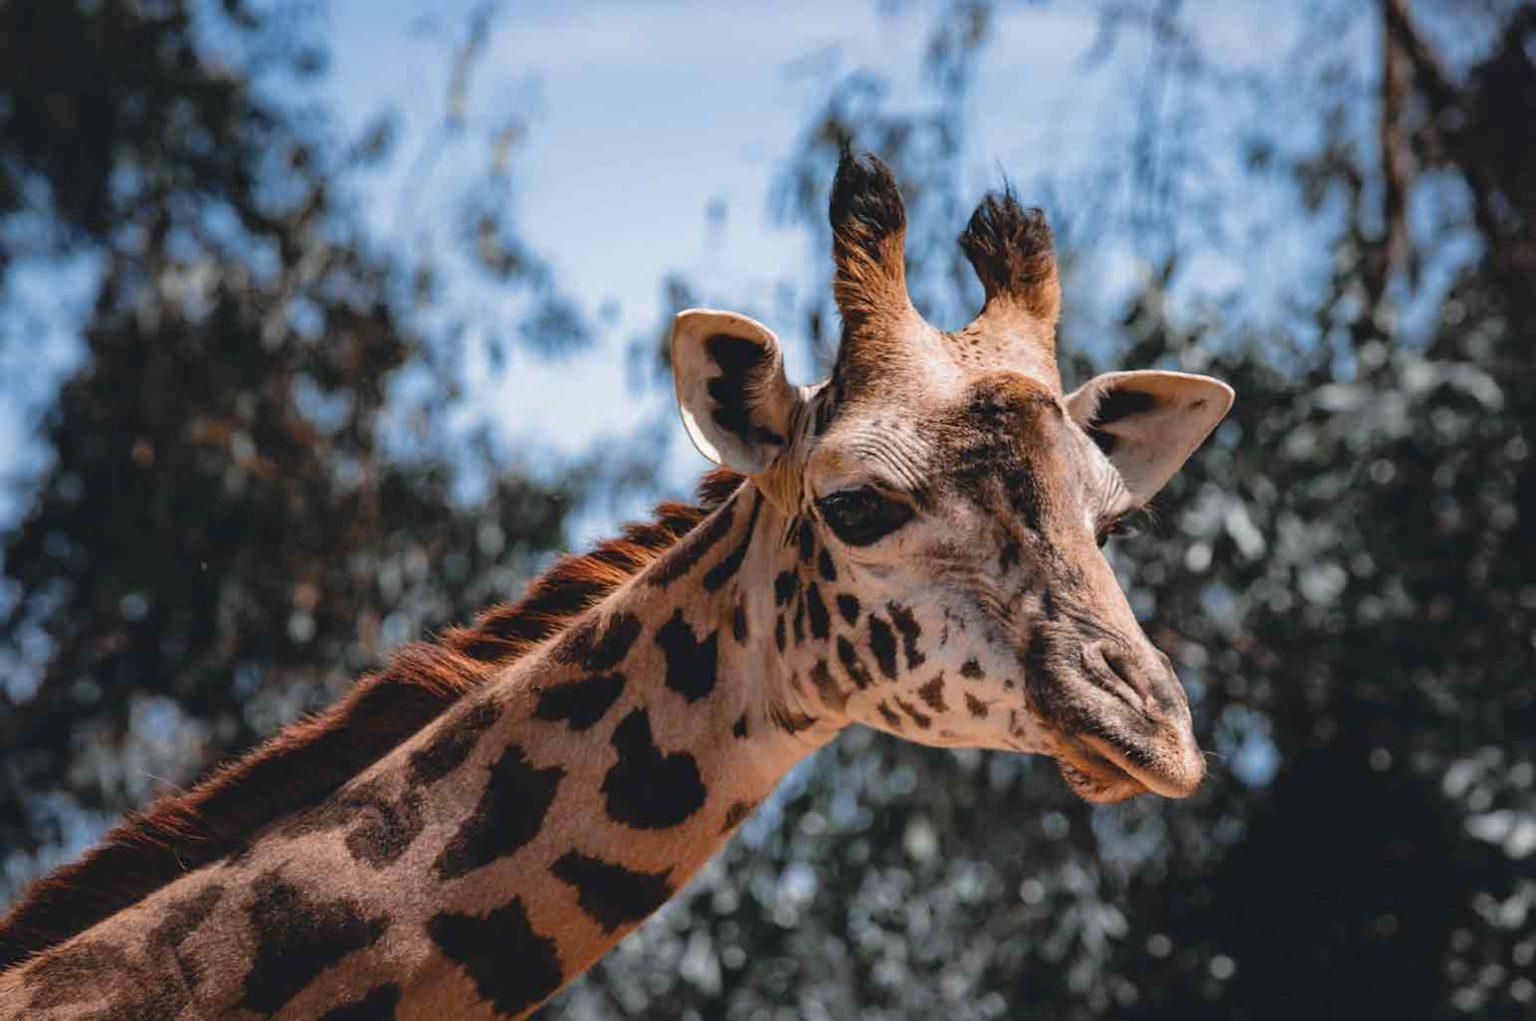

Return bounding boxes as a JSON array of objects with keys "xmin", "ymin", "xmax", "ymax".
[
  {"xmin": 0, "ymin": 0, "xmax": 591, "ymax": 891},
  {"xmin": 552, "ymin": 2, "xmax": 1536, "ymax": 1019},
  {"xmin": 1, "ymin": 1, "xmax": 1533, "ymax": 1018}
]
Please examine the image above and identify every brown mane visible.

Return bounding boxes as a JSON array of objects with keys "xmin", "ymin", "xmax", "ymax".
[{"xmin": 0, "ymin": 469, "xmax": 744, "ymax": 968}]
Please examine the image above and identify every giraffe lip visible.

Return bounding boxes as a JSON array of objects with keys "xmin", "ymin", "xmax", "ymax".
[
  {"xmin": 1075, "ymin": 732, "xmax": 1203, "ymax": 799},
  {"xmin": 1031, "ymin": 653, "xmax": 1205, "ymax": 800},
  {"xmin": 1051, "ymin": 735, "xmax": 1149, "ymax": 803}
]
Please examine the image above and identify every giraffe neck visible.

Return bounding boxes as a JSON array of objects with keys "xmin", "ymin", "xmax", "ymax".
[{"xmin": 1, "ymin": 485, "xmax": 841, "ymax": 1021}]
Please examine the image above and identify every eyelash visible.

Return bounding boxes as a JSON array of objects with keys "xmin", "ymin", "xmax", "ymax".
[
  {"xmin": 1097, "ymin": 508, "xmax": 1151, "ymax": 547},
  {"xmin": 815, "ymin": 487, "xmax": 915, "ymax": 546}
]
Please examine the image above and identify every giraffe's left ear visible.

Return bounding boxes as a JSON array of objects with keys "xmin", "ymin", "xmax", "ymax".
[
  {"xmin": 1066, "ymin": 370, "xmax": 1234, "ymax": 502},
  {"xmin": 671, "ymin": 309, "xmax": 805, "ymax": 474}
]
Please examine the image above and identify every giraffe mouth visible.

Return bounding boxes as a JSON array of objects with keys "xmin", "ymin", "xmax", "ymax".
[
  {"xmin": 1048, "ymin": 723, "xmax": 1205, "ymax": 802},
  {"xmin": 1049, "ymin": 733, "xmax": 1150, "ymax": 804},
  {"xmin": 1025, "ymin": 636, "xmax": 1206, "ymax": 802}
]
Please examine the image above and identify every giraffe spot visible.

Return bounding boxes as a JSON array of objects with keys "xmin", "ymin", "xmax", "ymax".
[
  {"xmin": 648, "ymin": 497, "xmax": 738, "ymax": 587},
  {"xmin": 337, "ymin": 786, "xmax": 424, "ymax": 867},
  {"xmin": 876, "ymin": 701, "xmax": 903, "ymax": 730},
  {"xmin": 602, "ymin": 709, "xmax": 707, "ymax": 829},
  {"xmin": 408, "ymin": 699, "xmax": 502, "ymax": 787},
  {"xmin": 894, "ymin": 696, "xmax": 933, "ymax": 729},
  {"xmin": 731, "ymin": 601, "xmax": 748, "ymax": 643},
  {"xmin": 722, "ymin": 798, "xmax": 760, "ymax": 832},
  {"xmin": 773, "ymin": 570, "xmax": 799, "ymax": 606},
  {"xmin": 553, "ymin": 611, "xmax": 643, "ymax": 672},
  {"xmin": 808, "ymin": 658, "xmax": 848, "ymax": 711},
  {"xmin": 887, "ymin": 603, "xmax": 926, "ymax": 669},
  {"xmin": 733, "ymin": 713, "xmax": 748, "ymax": 738},
  {"xmin": 534, "ymin": 673, "xmax": 626, "ymax": 731},
  {"xmin": 24, "ymin": 940, "xmax": 133, "ymax": 1009},
  {"xmin": 25, "ymin": 937, "xmax": 191, "ymax": 1021},
  {"xmin": 836, "ymin": 636, "xmax": 874, "ymax": 690},
  {"xmin": 551, "ymin": 851, "xmax": 674, "ymax": 934},
  {"xmin": 429, "ymin": 897, "xmax": 561, "ymax": 1018},
  {"xmin": 797, "ymin": 518, "xmax": 816, "ymax": 563},
  {"xmin": 817, "ymin": 548, "xmax": 838, "ymax": 582},
  {"xmin": 287, "ymin": 778, "xmax": 425, "ymax": 869},
  {"xmin": 1005, "ymin": 470, "xmax": 1047, "ymax": 530},
  {"xmin": 960, "ymin": 658, "xmax": 985, "ymax": 680},
  {"xmin": 149, "ymin": 883, "xmax": 225, "ymax": 993},
  {"xmin": 1035, "ymin": 585, "xmax": 1058, "ymax": 622},
  {"xmin": 774, "ymin": 615, "xmax": 786, "ymax": 652},
  {"xmin": 149, "ymin": 883, "xmax": 223, "ymax": 951},
  {"xmin": 435, "ymin": 745, "xmax": 565, "ymax": 879},
  {"xmin": 836, "ymin": 593, "xmax": 861, "ymax": 626},
  {"xmin": 317, "ymin": 983, "xmax": 402, "ymax": 1021},
  {"xmin": 867, "ymin": 615, "xmax": 899, "ymax": 678},
  {"xmin": 655, "ymin": 610, "xmax": 719, "ymax": 703},
  {"xmin": 805, "ymin": 583, "xmax": 831, "ymax": 640},
  {"xmin": 703, "ymin": 494, "xmax": 762, "ymax": 591},
  {"xmin": 792, "ymin": 594, "xmax": 806, "ymax": 645},
  {"xmin": 918, "ymin": 674, "xmax": 948, "ymax": 712},
  {"xmin": 965, "ymin": 692, "xmax": 990, "ymax": 718},
  {"xmin": 240, "ymin": 872, "xmax": 389, "ymax": 1015}
]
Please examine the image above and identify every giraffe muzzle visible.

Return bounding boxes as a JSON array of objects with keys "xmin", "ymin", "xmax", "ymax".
[{"xmin": 1028, "ymin": 636, "xmax": 1206, "ymax": 802}]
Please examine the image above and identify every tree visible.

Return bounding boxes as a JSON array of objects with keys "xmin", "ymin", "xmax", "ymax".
[
  {"xmin": 547, "ymin": 1, "xmax": 1536, "ymax": 1018},
  {"xmin": 0, "ymin": 0, "xmax": 586, "ymax": 895}
]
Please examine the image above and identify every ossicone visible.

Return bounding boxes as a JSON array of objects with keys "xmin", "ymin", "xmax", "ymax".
[
  {"xmin": 828, "ymin": 150, "xmax": 915, "ymax": 332},
  {"xmin": 958, "ymin": 186, "xmax": 1061, "ymax": 323}
]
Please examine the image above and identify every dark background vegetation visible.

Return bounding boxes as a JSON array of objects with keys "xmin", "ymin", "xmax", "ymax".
[{"xmin": 2, "ymin": 1, "xmax": 1533, "ymax": 1018}]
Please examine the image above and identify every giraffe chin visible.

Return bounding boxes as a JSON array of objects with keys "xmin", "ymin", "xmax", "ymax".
[
  {"xmin": 1051, "ymin": 739, "xmax": 1150, "ymax": 804},
  {"xmin": 1051, "ymin": 729, "xmax": 1204, "ymax": 803}
]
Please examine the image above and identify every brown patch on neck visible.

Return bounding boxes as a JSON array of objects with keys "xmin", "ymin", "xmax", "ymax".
[{"xmin": 0, "ymin": 469, "xmax": 744, "ymax": 969}]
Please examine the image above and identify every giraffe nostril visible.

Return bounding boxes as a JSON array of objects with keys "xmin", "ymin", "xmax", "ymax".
[{"xmin": 1080, "ymin": 640, "xmax": 1154, "ymax": 712}]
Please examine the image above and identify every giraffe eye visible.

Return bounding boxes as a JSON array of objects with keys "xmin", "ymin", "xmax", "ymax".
[
  {"xmin": 1097, "ymin": 511, "xmax": 1146, "ymax": 547},
  {"xmin": 816, "ymin": 487, "xmax": 914, "ymax": 547}
]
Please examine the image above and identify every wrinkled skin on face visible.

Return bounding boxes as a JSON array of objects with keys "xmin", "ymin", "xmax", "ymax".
[
  {"xmin": 671, "ymin": 152, "xmax": 1232, "ymax": 803},
  {"xmin": 800, "ymin": 370, "xmax": 1209, "ymax": 801}
]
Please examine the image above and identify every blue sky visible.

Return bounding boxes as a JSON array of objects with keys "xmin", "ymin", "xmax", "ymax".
[
  {"xmin": 313, "ymin": 0, "xmax": 1313, "ymax": 792},
  {"xmin": 318, "ymin": 0, "xmax": 1311, "ymax": 537},
  {"xmin": 0, "ymin": 0, "xmax": 1323, "ymax": 535},
  {"xmin": 0, "ymin": 1, "xmax": 1339, "ymax": 835},
  {"xmin": 322, "ymin": 1, "xmax": 1108, "ymax": 453}
]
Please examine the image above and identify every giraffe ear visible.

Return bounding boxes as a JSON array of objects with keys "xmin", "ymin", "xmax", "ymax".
[
  {"xmin": 1066, "ymin": 370, "xmax": 1234, "ymax": 502},
  {"xmin": 670, "ymin": 309, "xmax": 804, "ymax": 473}
]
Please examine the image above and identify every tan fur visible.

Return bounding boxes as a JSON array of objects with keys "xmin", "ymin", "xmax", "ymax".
[
  {"xmin": 0, "ymin": 153, "xmax": 1231, "ymax": 1021},
  {"xmin": 3, "ymin": 483, "xmax": 835, "ymax": 1020},
  {"xmin": 0, "ymin": 470, "xmax": 742, "ymax": 968}
]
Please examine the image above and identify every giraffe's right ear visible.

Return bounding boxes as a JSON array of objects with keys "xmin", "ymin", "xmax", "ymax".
[{"xmin": 670, "ymin": 309, "xmax": 804, "ymax": 474}]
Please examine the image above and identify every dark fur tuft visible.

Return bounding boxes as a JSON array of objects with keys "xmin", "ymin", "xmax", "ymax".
[
  {"xmin": 958, "ymin": 187, "xmax": 1060, "ymax": 320},
  {"xmin": 829, "ymin": 150, "xmax": 907, "ymax": 263},
  {"xmin": 0, "ymin": 469, "xmax": 744, "ymax": 968},
  {"xmin": 827, "ymin": 150, "xmax": 912, "ymax": 333}
]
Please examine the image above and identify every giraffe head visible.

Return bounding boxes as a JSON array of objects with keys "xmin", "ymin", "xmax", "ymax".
[{"xmin": 670, "ymin": 153, "xmax": 1231, "ymax": 803}]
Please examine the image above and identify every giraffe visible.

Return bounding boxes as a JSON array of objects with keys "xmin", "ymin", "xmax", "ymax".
[{"xmin": 0, "ymin": 151, "xmax": 1232, "ymax": 1020}]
